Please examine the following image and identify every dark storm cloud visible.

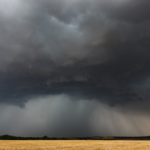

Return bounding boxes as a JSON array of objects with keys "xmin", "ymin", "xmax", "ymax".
[
  {"xmin": 99, "ymin": 0, "xmax": 150, "ymax": 23},
  {"xmin": 1, "ymin": 0, "xmax": 150, "ymax": 137},
  {"xmin": 0, "ymin": 0, "xmax": 150, "ymax": 111}
]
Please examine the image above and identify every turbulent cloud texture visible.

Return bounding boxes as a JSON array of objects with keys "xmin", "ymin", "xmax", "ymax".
[{"xmin": 0, "ymin": 0, "xmax": 150, "ymax": 136}]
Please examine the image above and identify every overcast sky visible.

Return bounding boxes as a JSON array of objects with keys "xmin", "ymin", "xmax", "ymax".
[{"xmin": 0, "ymin": 0, "xmax": 150, "ymax": 137}]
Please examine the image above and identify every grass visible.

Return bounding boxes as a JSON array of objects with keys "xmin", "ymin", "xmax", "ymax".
[{"xmin": 0, "ymin": 140, "xmax": 150, "ymax": 150}]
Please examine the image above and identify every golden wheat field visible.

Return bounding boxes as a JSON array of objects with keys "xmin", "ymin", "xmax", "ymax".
[{"xmin": 0, "ymin": 140, "xmax": 150, "ymax": 150}]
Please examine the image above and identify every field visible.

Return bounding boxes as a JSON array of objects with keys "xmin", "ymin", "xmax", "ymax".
[{"xmin": 0, "ymin": 140, "xmax": 150, "ymax": 150}]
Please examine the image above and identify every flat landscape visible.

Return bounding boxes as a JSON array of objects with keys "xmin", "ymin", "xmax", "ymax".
[{"xmin": 0, "ymin": 140, "xmax": 150, "ymax": 150}]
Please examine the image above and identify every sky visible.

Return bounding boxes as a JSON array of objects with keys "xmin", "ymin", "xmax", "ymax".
[{"xmin": 0, "ymin": 0, "xmax": 150, "ymax": 137}]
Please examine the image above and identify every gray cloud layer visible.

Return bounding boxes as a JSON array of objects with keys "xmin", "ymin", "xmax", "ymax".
[{"xmin": 0, "ymin": 0, "xmax": 150, "ymax": 136}]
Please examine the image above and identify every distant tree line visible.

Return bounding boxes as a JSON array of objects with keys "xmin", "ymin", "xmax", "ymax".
[{"xmin": 0, "ymin": 135, "xmax": 150, "ymax": 140}]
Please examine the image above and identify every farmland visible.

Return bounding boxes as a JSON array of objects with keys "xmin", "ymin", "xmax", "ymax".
[{"xmin": 0, "ymin": 140, "xmax": 150, "ymax": 150}]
